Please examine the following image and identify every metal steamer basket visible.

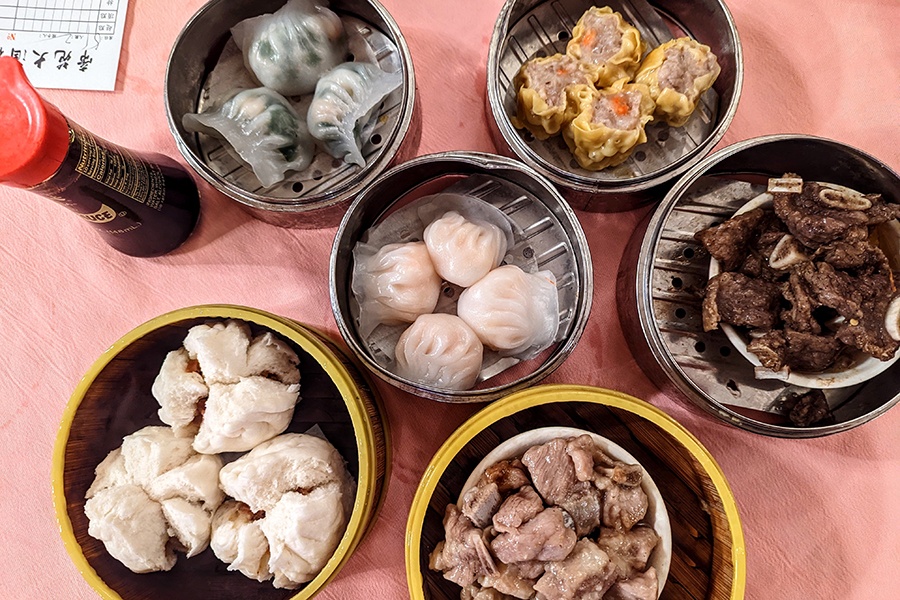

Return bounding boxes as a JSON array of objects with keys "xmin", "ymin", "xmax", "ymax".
[
  {"xmin": 331, "ymin": 152, "xmax": 593, "ymax": 402},
  {"xmin": 486, "ymin": 0, "xmax": 742, "ymax": 212},
  {"xmin": 165, "ymin": 0, "xmax": 420, "ymax": 228},
  {"xmin": 618, "ymin": 134, "xmax": 900, "ymax": 437}
]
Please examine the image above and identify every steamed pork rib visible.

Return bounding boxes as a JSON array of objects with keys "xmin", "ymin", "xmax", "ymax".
[
  {"xmin": 490, "ymin": 507, "xmax": 578, "ymax": 564},
  {"xmin": 430, "ymin": 504, "xmax": 498, "ymax": 587},
  {"xmin": 462, "ymin": 481, "xmax": 503, "ymax": 529},
  {"xmin": 532, "ymin": 539, "xmax": 619, "ymax": 600},
  {"xmin": 492, "ymin": 486, "xmax": 544, "ymax": 534},
  {"xmin": 479, "ymin": 562, "xmax": 541, "ymax": 599},
  {"xmin": 604, "ymin": 567, "xmax": 660, "ymax": 600},
  {"xmin": 521, "ymin": 438, "xmax": 579, "ymax": 507},
  {"xmin": 481, "ymin": 459, "xmax": 531, "ymax": 494},
  {"xmin": 596, "ymin": 526, "xmax": 660, "ymax": 579}
]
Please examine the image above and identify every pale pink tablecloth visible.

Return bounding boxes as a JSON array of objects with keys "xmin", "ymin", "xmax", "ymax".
[{"xmin": 1, "ymin": 0, "xmax": 899, "ymax": 598}]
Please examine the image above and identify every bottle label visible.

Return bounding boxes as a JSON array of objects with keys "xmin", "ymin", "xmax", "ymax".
[{"xmin": 72, "ymin": 125, "xmax": 167, "ymax": 211}]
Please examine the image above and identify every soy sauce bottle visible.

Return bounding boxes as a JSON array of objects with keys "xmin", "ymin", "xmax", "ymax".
[{"xmin": 0, "ymin": 57, "xmax": 200, "ymax": 257}]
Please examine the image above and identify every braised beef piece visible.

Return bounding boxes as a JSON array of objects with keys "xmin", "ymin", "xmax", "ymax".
[
  {"xmin": 783, "ymin": 329, "xmax": 843, "ymax": 372},
  {"xmin": 862, "ymin": 197, "xmax": 900, "ymax": 225},
  {"xmin": 781, "ymin": 269, "xmax": 822, "ymax": 333},
  {"xmin": 603, "ymin": 567, "xmax": 659, "ymax": 600},
  {"xmin": 694, "ymin": 207, "xmax": 767, "ymax": 272},
  {"xmin": 461, "ymin": 482, "xmax": 503, "ymax": 529},
  {"xmin": 782, "ymin": 390, "xmax": 833, "ymax": 427},
  {"xmin": 492, "ymin": 486, "xmax": 544, "ymax": 534},
  {"xmin": 596, "ymin": 526, "xmax": 660, "ymax": 579},
  {"xmin": 702, "ymin": 272, "xmax": 781, "ymax": 332},
  {"xmin": 818, "ymin": 239, "xmax": 889, "ymax": 271},
  {"xmin": 481, "ymin": 459, "xmax": 531, "ymax": 494},
  {"xmin": 533, "ymin": 539, "xmax": 619, "ymax": 600},
  {"xmin": 490, "ymin": 507, "xmax": 578, "ymax": 564},
  {"xmin": 774, "ymin": 182, "xmax": 871, "ymax": 247},
  {"xmin": 792, "ymin": 261, "xmax": 862, "ymax": 320},
  {"xmin": 836, "ymin": 296, "xmax": 900, "ymax": 361},
  {"xmin": 747, "ymin": 330, "xmax": 786, "ymax": 370},
  {"xmin": 430, "ymin": 505, "xmax": 498, "ymax": 587}
]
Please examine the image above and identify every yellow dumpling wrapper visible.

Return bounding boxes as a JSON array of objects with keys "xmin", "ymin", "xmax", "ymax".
[
  {"xmin": 563, "ymin": 79, "xmax": 655, "ymax": 171},
  {"xmin": 512, "ymin": 53, "xmax": 595, "ymax": 140},
  {"xmin": 566, "ymin": 6, "xmax": 645, "ymax": 88},
  {"xmin": 635, "ymin": 37, "xmax": 721, "ymax": 127}
]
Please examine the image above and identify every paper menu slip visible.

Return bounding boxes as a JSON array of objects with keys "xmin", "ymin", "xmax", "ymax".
[{"xmin": 0, "ymin": 0, "xmax": 129, "ymax": 91}]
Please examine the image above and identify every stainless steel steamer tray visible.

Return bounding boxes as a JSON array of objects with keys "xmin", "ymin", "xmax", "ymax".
[
  {"xmin": 618, "ymin": 135, "xmax": 900, "ymax": 437},
  {"xmin": 166, "ymin": 0, "xmax": 420, "ymax": 228},
  {"xmin": 331, "ymin": 152, "xmax": 593, "ymax": 403},
  {"xmin": 487, "ymin": 0, "xmax": 742, "ymax": 212}
]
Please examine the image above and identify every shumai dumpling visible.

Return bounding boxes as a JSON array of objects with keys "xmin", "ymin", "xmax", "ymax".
[
  {"xmin": 394, "ymin": 313, "xmax": 484, "ymax": 391},
  {"xmin": 457, "ymin": 265, "xmax": 560, "ymax": 357},
  {"xmin": 563, "ymin": 79, "xmax": 655, "ymax": 171},
  {"xmin": 634, "ymin": 37, "xmax": 720, "ymax": 127},
  {"xmin": 424, "ymin": 211, "xmax": 508, "ymax": 287},
  {"xmin": 566, "ymin": 6, "xmax": 645, "ymax": 88},
  {"xmin": 512, "ymin": 53, "xmax": 595, "ymax": 140}
]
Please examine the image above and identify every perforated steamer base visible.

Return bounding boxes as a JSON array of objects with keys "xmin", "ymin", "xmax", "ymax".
[{"xmin": 497, "ymin": 0, "xmax": 719, "ymax": 182}]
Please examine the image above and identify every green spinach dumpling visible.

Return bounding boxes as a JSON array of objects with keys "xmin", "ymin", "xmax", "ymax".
[
  {"xmin": 183, "ymin": 88, "xmax": 315, "ymax": 187},
  {"xmin": 231, "ymin": 0, "xmax": 348, "ymax": 97},
  {"xmin": 306, "ymin": 62, "xmax": 402, "ymax": 167}
]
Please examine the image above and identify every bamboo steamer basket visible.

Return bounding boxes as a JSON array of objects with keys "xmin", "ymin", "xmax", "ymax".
[
  {"xmin": 52, "ymin": 304, "xmax": 389, "ymax": 600},
  {"xmin": 406, "ymin": 385, "xmax": 745, "ymax": 600}
]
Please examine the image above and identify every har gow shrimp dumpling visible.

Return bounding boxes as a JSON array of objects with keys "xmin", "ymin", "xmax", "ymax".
[
  {"xmin": 395, "ymin": 313, "xmax": 484, "ymax": 391},
  {"xmin": 423, "ymin": 211, "xmax": 508, "ymax": 287},
  {"xmin": 457, "ymin": 265, "xmax": 560, "ymax": 356},
  {"xmin": 231, "ymin": 0, "xmax": 348, "ymax": 97}
]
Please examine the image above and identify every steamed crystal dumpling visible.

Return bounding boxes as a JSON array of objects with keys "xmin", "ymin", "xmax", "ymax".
[
  {"xmin": 395, "ymin": 313, "xmax": 484, "ymax": 391},
  {"xmin": 231, "ymin": 0, "xmax": 348, "ymax": 97},
  {"xmin": 212, "ymin": 433, "xmax": 356, "ymax": 589},
  {"xmin": 634, "ymin": 36, "xmax": 721, "ymax": 127},
  {"xmin": 457, "ymin": 265, "xmax": 560, "ymax": 356},
  {"xmin": 423, "ymin": 211, "xmax": 508, "ymax": 287},
  {"xmin": 307, "ymin": 61, "xmax": 402, "ymax": 167},
  {"xmin": 351, "ymin": 241, "xmax": 443, "ymax": 338},
  {"xmin": 84, "ymin": 426, "xmax": 224, "ymax": 573},
  {"xmin": 152, "ymin": 320, "xmax": 302, "ymax": 454},
  {"xmin": 182, "ymin": 87, "xmax": 315, "ymax": 187}
]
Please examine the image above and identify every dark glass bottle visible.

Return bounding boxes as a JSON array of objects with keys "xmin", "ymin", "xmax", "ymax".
[{"xmin": 0, "ymin": 57, "xmax": 200, "ymax": 257}]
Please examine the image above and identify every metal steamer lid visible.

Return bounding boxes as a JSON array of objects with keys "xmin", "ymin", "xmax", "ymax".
[
  {"xmin": 629, "ymin": 134, "xmax": 900, "ymax": 437},
  {"xmin": 330, "ymin": 151, "xmax": 594, "ymax": 402}
]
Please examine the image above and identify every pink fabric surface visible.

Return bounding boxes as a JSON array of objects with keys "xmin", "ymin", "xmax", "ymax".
[{"xmin": 1, "ymin": 0, "xmax": 899, "ymax": 598}]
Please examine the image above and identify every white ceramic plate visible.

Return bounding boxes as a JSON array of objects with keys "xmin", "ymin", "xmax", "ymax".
[{"xmin": 459, "ymin": 426, "xmax": 671, "ymax": 598}]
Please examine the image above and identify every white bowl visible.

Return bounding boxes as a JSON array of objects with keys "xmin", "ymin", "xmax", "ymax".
[
  {"xmin": 459, "ymin": 426, "xmax": 671, "ymax": 598},
  {"xmin": 708, "ymin": 190, "xmax": 900, "ymax": 389}
]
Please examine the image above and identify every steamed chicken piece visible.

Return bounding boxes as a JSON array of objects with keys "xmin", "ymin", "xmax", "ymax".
[
  {"xmin": 430, "ymin": 504, "xmax": 498, "ymax": 587},
  {"xmin": 533, "ymin": 539, "xmax": 619, "ymax": 600},
  {"xmin": 84, "ymin": 426, "xmax": 224, "ymax": 573},
  {"xmin": 152, "ymin": 320, "xmax": 302, "ymax": 453}
]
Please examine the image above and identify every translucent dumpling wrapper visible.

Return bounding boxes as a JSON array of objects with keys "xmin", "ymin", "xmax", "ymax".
[
  {"xmin": 563, "ymin": 79, "xmax": 656, "ymax": 171},
  {"xmin": 182, "ymin": 87, "xmax": 315, "ymax": 187},
  {"xmin": 307, "ymin": 61, "xmax": 403, "ymax": 167},
  {"xmin": 457, "ymin": 265, "xmax": 560, "ymax": 359},
  {"xmin": 394, "ymin": 313, "xmax": 484, "ymax": 391},
  {"xmin": 423, "ymin": 210, "xmax": 509, "ymax": 288},
  {"xmin": 512, "ymin": 53, "xmax": 595, "ymax": 140},
  {"xmin": 566, "ymin": 6, "xmax": 645, "ymax": 88},
  {"xmin": 634, "ymin": 37, "xmax": 721, "ymax": 127},
  {"xmin": 231, "ymin": 0, "xmax": 348, "ymax": 97},
  {"xmin": 351, "ymin": 241, "xmax": 443, "ymax": 338}
]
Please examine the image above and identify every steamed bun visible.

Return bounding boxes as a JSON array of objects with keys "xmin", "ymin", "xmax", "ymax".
[
  {"xmin": 152, "ymin": 320, "xmax": 302, "ymax": 454},
  {"xmin": 211, "ymin": 433, "xmax": 356, "ymax": 589},
  {"xmin": 84, "ymin": 426, "xmax": 224, "ymax": 573}
]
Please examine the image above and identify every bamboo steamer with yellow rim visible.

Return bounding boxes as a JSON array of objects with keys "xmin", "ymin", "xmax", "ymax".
[
  {"xmin": 406, "ymin": 385, "xmax": 745, "ymax": 599},
  {"xmin": 52, "ymin": 304, "xmax": 389, "ymax": 600}
]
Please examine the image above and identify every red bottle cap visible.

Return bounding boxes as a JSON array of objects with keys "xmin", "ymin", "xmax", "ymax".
[{"xmin": 0, "ymin": 57, "xmax": 71, "ymax": 187}]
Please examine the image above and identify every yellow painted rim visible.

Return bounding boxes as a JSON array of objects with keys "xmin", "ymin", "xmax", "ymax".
[
  {"xmin": 51, "ymin": 304, "xmax": 380, "ymax": 600},
  {"xmin": 405, "ymin": 384, "xmax": 746, "ymax": 600}
]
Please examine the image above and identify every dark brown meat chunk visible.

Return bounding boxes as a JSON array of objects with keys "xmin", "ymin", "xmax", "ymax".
[
  {"xmin": 596, "ymin": 526, "xmax": 660, "ymax": 579},
  {"xmin": 836, "ymin": 297, "xmax": 900, "ymax": 361},
  {"xmin": 781, "ymin": 269, "xmax": 821, "ymax": 334},
  {"xmin": 783, "ymin": 329, "xmax": 843, "ymax": 372},
  {"xmin": 694, "ymin": 207, "xmax": 767, "ymax": 271},
  {"xmin": 603, "ymin": 567, "xmax": 659, "ymax": 600},
  {"xmin": 793, "ymin": 261, "xmax": 861, "ymax": 320},
  {"xmin": 773, "ymin": 182, "xmax": 870, "ymax": 247},
  {"xmin": 533, "ymin": 539, "xmax": 618, "ymax": 600},
  {"xmin": 782, "ymin": 390, "xmax": 833, "ymax": 427},
  {"xmin": 818, "ymin": 239, "xmax": 889, "ymax": 271},
  {"xmin": 492, "ymin": 486, "xmax": 544, "ymax": 534},
  {"xmin": 490, "ymin": 507, "xmax": 578, "ymax": 564},
  {"xmin": 747, "ymin": 330, "xmax": 786, "ymax": 370},
  {"xmin": 702, "ymin": 272, "xmax": 781, "ymax": 332},
  {"xmin": 429, "ymin": 504, "xmax": 497, "ymax": 587}
]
